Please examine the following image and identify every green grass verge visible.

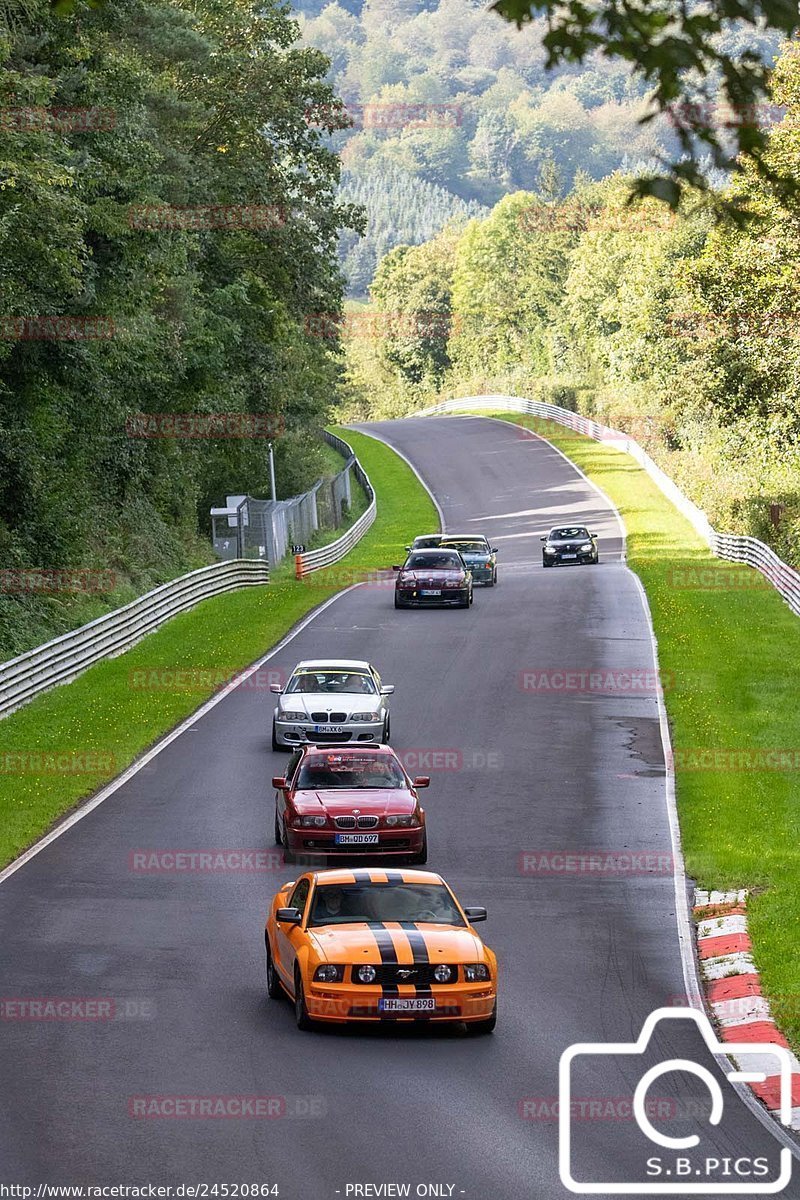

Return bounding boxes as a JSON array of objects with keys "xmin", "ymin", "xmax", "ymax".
[
  {"xmin": 0, "ymin": 427, "xmax": 438, "ymax": 872},
  {"xmin": 488, "ymin": 411, "xmax": 800, "ymax": 1043}
]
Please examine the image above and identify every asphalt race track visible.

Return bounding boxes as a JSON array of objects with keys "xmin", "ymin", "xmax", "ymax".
[{"xmin": 1, "ymin": 416, "xmax": 797, "ymax": 1198}]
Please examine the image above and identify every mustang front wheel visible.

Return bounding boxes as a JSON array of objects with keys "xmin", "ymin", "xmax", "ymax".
[
  {"xmin": 465, "ymin": 1003, "xmax": 496, "ymax": 1036},
  {"xmin": 265, "ymin": 939, "xmax": 282, "ymax": 1000},
  {"xmin": 294, "ymin": 969, "xmax": 313, "ymax": 1031}
]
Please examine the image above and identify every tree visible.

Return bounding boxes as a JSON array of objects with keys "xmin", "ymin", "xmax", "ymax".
[{"xmin": 492, "ymin": 0, "xmax": 799, "ymax": 206}]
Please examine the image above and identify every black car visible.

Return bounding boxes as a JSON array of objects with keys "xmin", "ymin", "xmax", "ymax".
[
  {"xmin": 541, "ymin": 525, "xmax": 599, "ymax": 567},
  {"xmin": 393, "ymin": 549, "xmax": 473, "ymax": 608}
]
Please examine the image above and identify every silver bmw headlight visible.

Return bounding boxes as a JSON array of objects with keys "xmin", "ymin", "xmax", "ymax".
[
  {"xmin": 279, "ymin": 710, "xmax": 305, "ymax": 721},
  {"xmin": 350, "ymin": 711, "xmax": 380, "ymax": 722}
]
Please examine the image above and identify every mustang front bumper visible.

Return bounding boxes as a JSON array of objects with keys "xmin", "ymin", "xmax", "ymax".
[{"xmin": 303, "ymin": 982, "xmax": 496, "ymax": 1024}]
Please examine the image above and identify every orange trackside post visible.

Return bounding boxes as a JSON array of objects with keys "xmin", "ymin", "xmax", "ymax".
[{"xmin": 294, "ymin": 554, "xmax": 304, "ymax": 580}]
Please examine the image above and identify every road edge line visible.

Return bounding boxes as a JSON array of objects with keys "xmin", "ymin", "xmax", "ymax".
[{"xmin": 0, "ymin": 586, "xmax": 362, "ymax": 887}]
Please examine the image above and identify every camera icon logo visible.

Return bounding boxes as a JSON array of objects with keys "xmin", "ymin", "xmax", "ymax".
[{"xmin": 559, "ymin": 1007, "xmax": 794, "ymax": 1194}]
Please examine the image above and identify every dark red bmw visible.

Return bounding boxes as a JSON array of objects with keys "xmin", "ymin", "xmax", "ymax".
[
  {"xmin": 273, "ymin": 744, "xmax": 430, "ymax": 863},
  {"xmin": 393, "ymin": 549, "xmax": 473, "ymax": 609}
]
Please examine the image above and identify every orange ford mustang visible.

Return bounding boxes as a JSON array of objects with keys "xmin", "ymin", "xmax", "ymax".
[{"xmin": 264, "ymin": 867, "xmax": 497, "ymax": 1033}]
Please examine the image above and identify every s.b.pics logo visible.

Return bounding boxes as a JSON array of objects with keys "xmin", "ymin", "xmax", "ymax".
[{"xmin": 559, "ymin": 1008, "xmax": 793, "ymax": 1193}]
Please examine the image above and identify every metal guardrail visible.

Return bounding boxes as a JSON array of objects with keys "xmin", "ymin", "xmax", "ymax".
[
  {"xmin": 415, "ymin": 394, "xmax": 800, "ymax": 617},
  {"xmin": 0, "ymin": 560, "xmax": 269, "ymax": 720},
  {"xmin": 294, "ymin": 431, "xmax": 377, "ymax": 578}
]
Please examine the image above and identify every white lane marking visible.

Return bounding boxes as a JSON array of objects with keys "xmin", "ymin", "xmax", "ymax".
[
  {"xmin": 347, "ymin": 424, "xmax": 446, "ymax": 533},
  {"xmin": 476, "ymin": 415, "xmax": 628, "ymax": 563},
  {"xmin": 0, "ymin": 587, "xmax": 361, "ymax": 886}
]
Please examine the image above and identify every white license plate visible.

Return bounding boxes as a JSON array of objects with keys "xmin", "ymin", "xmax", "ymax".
[
  {"xmin": 335, "ymin": 833, "xmax": 379, "ymax": 845},
  {"xmin": 315, "ymin": 724, "xmax": 344, "ymax": 733},
  {"xmin": 561, "ymin": 554, "xmax": 577, "ymax": 559},
  {"xmin": 420, "ymin": 589, "xmax": 441, "ymax": 596},
  {"xmin": 379, "ymin": 997, "xmax": 436, "ymax": 1012}
]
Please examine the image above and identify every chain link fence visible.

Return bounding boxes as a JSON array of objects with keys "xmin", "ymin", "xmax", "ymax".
[{"xmin": 211, "ymin": 435, "xmax": 356, "ymax": 565}]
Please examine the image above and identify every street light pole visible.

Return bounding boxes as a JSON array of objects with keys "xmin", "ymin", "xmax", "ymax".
[{"xmin": 268, "ymin": 441, "xmax": 277, "ymax": 502}]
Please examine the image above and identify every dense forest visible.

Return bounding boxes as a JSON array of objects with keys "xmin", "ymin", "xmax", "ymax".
[
  {"xmin": 0, "ymin": 0, "xmax": 357, "ymax": 654},
  {"xmin": 339, "ymin": 38, "xmax": 800, "ymax": 567},
  {"xmin": 294, "ymin": 0, "xmax": 781, "ymax": 292}
]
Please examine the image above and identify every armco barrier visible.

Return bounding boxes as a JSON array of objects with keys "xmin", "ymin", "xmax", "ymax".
[
  {"xmin": 414, "ymin": 394, "xmax": 800, "ymax": 617},
  {"xmin": 294, "ymin": 431, "xmax": 376, "ymax": 578},
  {"xmin": 0, "ymin": 560, "xmax": 269, "ymax": 720}
]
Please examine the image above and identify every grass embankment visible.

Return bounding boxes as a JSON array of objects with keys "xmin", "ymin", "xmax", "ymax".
[
  {"xmin": 492, "ymin": 412, "xmax": 800, "ymax": 1042},
  {"xmin": 0, "ymin": 428, "xmax": 437, "ymax": 870}
]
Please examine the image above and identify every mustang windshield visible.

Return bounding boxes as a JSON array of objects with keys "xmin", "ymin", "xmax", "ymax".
[
  {"xmin": 296, "ymin": 755, "xmax": 406, "ymax": 790},
  {"xmin": 308, "ymin": 883, "xmax": 465, "ymax": 927},
  {"xmin": 286, "ymin": 671, "xmax": 376, "ymax": 695},
  {"xmin": 405, "ymin": 552, "xmax": 463, "ymax": 570},
  {"xmin": 550, "ymin": 527, "xmax": 589, "ymax": 540}
]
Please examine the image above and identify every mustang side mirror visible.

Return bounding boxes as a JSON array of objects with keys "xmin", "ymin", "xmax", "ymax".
[
  {"xmin": 413, "ymin": 776, "xmax": 430, "ymax": 788},
  {"xmin": 404, "ymin": 545, "xmax": 411, "ymax": 551},
  {"xmin": 463, "ymin": 906, "xmax": 487, "ymax": 923},
  {"xmin": 380, "ymin": 684, "xmax": 395, "ymax": 695},
  {"xmin": 269, "ymin": 683, "xmax": 282, "ymax": 694},
  {"xmin": 492, "ymin": 547, "xmax": 499, "ymax": 553},
  {"xmin": 590, "ymin": 532, "xmax": 598, "ymax": 537},
  {"xmin": 540, "ymin": 536, "xmax": 547, "ymax": 542},
  {"xmin": 276, "ymin": 907, "xmax": 302, "ymax": 925},
  {"xmin": 392, "ymin": 565, "xmax": 402, "ymax": 571},
  {"xmin": 272, "ymin": 776, "xmax": 287, "ymax": 789}
]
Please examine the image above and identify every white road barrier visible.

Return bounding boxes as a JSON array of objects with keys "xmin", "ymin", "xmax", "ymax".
[
  {"xmin": 0, "ymin": 560, "xmax": 269, "ymax": 720},
  {"xmin": 415, "ymin": 394, "xmax": 800, "ymax": 617},
  {"xmin": 293, "ymin": 430, "xmax": 376, "ymax": 578}
]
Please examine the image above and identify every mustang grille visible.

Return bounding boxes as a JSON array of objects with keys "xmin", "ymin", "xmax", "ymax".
[{"xmin": 351, "ymin": 964, "xmax": 459, "ymax": 986}]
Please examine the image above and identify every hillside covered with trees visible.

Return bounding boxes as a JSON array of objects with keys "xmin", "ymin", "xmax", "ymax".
[
  {"xmin": 338, "ymin": 38, "xmax": 800, "ymax": 567},
  {"xmin": 295, "ymin": 0, "xmax": 735, "ymax": 292}
]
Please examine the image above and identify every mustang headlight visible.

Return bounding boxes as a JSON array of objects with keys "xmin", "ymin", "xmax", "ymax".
[
  {"xmin": 300, "ymin": 815, "xmax": 327, "ymax": 828},
  {"xmin": 434, "ymin": 964, "xmax": 453, "ymax": 983},
  {"xmin": 350, "ymin": 711, "xmax": 380, "ymax": 722},
  {"xmin": 357, "ymin": 964, "xmax": 377, "ymax": 983},
  {"xmin": 313, "ymin": 964, "xmax": 344, "ymax": 983},
  {"xmin": 384, "ymin": 814, "xmax": 418, "ymax": 827},
  {"xmin": 279, "ymin": 710, "xmax": 305, "ymax": 722},
  {"xmin": 464, "ymin": 963, "xmax": 490, "ymax": 982},
  {"xmin": 579, "ymin": 542, "xmax": 593, "ymax": 552}
]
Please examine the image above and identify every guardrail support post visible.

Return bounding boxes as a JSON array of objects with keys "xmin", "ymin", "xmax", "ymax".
[{"xmin": 295, "ymin": 554, "xmax": 304, "ymax": 580}]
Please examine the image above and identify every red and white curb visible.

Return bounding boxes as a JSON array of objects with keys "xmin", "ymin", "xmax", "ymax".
[{"xmin": 694, "ymin": 888, "xmax": 800, "ymax": 1130}]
